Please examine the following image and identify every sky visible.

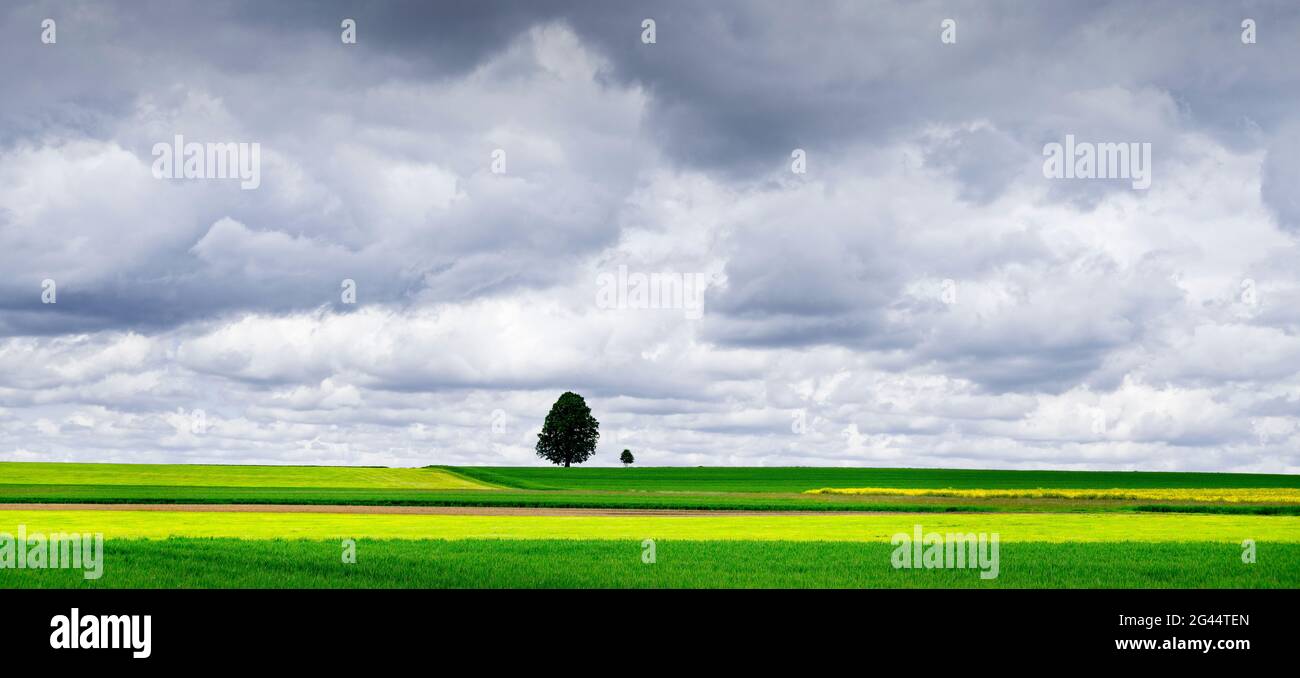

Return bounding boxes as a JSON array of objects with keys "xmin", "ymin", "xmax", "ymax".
[{"xmin": 2, "ymin": 0, "xmax": 1299, "ymax": 472}]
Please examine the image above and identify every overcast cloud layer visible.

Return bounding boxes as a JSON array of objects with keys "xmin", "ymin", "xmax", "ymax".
[{"xmin": 3, "ymin": 1, "xmax": 1300, "ymax": 472}]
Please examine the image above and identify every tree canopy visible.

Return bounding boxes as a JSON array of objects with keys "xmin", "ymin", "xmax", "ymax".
[{"xmin": 535, "ymin": 392, "xmax": 599, "ymax": 467}]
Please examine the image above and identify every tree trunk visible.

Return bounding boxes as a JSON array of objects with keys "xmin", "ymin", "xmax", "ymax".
[{"xmin": 564, "ymin": 459, "xmax": 571, "ymax": 468}]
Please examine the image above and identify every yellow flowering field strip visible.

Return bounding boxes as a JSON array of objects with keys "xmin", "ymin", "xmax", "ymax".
[
  {"xmin": 805, "ymin": 487, "xmax": 1300, "ymax": 503},
  {"xmin": 1, "ymin": 509, "xmax": 1297, "ymax": 543}
]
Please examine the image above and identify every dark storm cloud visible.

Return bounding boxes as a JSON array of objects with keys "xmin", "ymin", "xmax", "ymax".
[
  {"xmin": 5, "ymin": 0, "xmax": 1300, "ymax": 338},
  {"xmin": 0, "ymin": 0, "xmax": 647, "ymax": 336},
  {"xmin": 2, "ymin": 1, "xmax": 1300, "ymax": 470}
]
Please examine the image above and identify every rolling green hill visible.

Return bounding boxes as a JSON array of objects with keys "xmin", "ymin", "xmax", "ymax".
[
  {"xmin": 0, "ymin": 462, "xmax": 492, "ymax": 490},
  {"xmin": 443, "ymin": 465, "xmax": 1300, "ymax": 493},
  {"xmin": 0, "ymin": 462, "xmax": 1295, "ymax": 514}
]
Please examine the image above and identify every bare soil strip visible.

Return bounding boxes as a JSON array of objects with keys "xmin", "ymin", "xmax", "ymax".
[{"xmin": 0, "ymin": 503, "xmax": 894, "ymax": 517}]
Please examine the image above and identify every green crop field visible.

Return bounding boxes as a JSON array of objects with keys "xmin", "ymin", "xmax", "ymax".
[
  {"xmin": 0, "ymin": 483, "xmax": 1006, "ymax": 513},
  {"xmin": 3, "ymin": 462, "xmax": 1298, "ymax": 514},
  {"xmin": 2, "ymin": 461, "xmax": 1298, "ymax": 588},
  {"xmin": 444, "ymin": 465, "xmax": 1300, "ymax": 493},
  {"xmin": 3, "ymin": 539, "xmax": 1296, "ymax": 589},
  {"xmin": 2, "ymin": 483, "xmax": 1297, "ymax": 514}
]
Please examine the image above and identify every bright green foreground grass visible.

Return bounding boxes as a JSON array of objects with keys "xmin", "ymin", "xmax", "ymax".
[
  {"xmin": 447, "ymin": 465, "xmax": 1300, "ymax": 493},
  {"xmin": 2, "ymin": 539, "xmax": 1294, "ymax": 588},
  {"xmin": 3, "ymin": 509, "xmax": 1297, "ymax": 543},
  {"xmin": 0, "ymin": 462, "xmax": 492, "ymax": 490}
]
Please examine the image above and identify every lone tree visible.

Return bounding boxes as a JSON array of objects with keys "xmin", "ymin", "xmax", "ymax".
[
  {"xmin": 536, "ymin": 391, "xmax": 599, "ymax": 467},
  {"xmin": 620, "ymin": 449, "xmax": 634, "ymax": 467}
]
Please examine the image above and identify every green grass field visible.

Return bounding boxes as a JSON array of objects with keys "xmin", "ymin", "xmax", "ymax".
[
  {"xmin": 3, "ymin": 539, "xmax": 1295, "ymax": 588},
  {"xmin": 5, "ymin": 462, "xmax": 1297, "ymax": 514},
  {"xmin": 2, "ymin": 461, "xmax": 1298, "ymax": 588},
  {"xmin": 0, "ymin": 483, "xmax": 1003, "ymax": 512},
  {"xmin": 444, "ymin": 465, "xmax": 1300, "ymax": 493},
  {"xmin": 3, "ymin": 483, "xmax": 1297, "ymax": 513}
]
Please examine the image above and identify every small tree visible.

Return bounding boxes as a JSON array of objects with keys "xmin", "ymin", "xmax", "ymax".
[
  {"xmin": 620, "ymin": 449, "xmax": 634, "ymax": 467},
  {"xmin": 535, "ymin": 391, "xmax": 599, "ymax": 467}
]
